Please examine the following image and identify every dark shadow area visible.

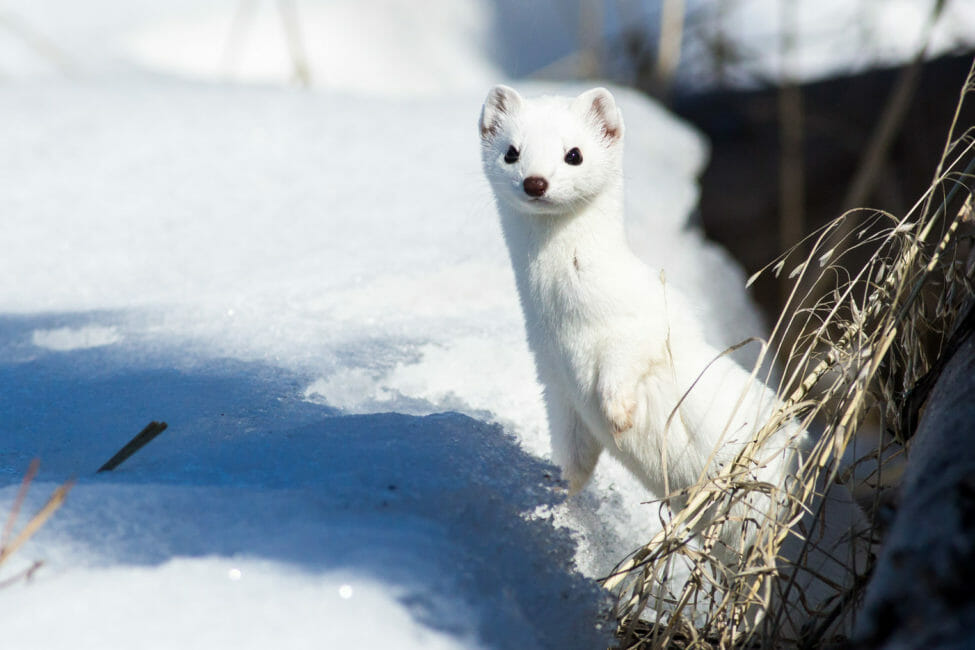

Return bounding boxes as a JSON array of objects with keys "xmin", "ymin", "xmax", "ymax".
[
  {"xmin": 672, "ymin": 51, "xmax": 975, "ymax": 317},
  {"xmin": 0, "ymin": 313, "xmax": 612, "ymax": 649}
]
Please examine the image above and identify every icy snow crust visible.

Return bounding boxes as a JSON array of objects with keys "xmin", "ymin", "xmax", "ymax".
[{"xmin": 0, "ymin": 5, "xmax": 767, "ymax": 649}]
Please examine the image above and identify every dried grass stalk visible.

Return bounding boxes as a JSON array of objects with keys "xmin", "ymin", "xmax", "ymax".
[{"xmin": 0, "ymin": 460, "xmax": 74, "ymax": 586}]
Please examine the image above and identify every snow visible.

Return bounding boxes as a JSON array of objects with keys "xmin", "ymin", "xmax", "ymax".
[
  {"xmin": 31, "ymin": 325, "xmax": 123, "ymax": 351},
  {"xmin": 678, "ymin": 0, "xmax": 975, "ymax": 86},
  {"xmin": 127, "ymin": 1, "xmax": 500, "ymax": 96},
  {"xmin": 0, "ymin": 3, "xmax": 769, "ymax": 649},
  {"xmin": 5, "ymin": 560, "xmax": 481, "ymax": 650},
  {"xmin": 0, "ymin": 0, "xmax": 502, "ymax": 93},
  {"xmin": 603, "ymin": 0, "xmax": 975, "ymax": 87}
]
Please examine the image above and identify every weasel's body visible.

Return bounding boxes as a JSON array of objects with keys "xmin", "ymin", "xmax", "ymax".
[{"xmin": 479, "ymin": 85, "xmax": 867, "ymax": 636}]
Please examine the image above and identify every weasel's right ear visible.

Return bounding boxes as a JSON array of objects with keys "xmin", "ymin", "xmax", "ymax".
[
  {"xmin": 573, "ymin": 87, "xmax": 624, "ymax": 144},
  {"xmin": 479, "ymin": 85, "xmax": 522, "ymax": 141}
]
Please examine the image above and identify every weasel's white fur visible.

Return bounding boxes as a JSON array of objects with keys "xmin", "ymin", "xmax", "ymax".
[{"xmin": 479, "ymin": 85, "xmax": 867, "ymax": 635}]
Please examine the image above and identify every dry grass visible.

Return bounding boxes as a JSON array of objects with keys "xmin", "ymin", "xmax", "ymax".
[
  {"xmin": 604, "ymin": 58, "xmax": 975, "ymax": 649},
  {"xmin": 0, "ymin": 424, "xmax": 163, "ymax": 588},
  {"xmin": 0, "ymin": 460, "xmax": 73, "ymax": 589}
]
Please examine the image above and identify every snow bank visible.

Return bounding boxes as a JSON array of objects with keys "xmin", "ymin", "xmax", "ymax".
[
  {"xmin": 0, "ymin": 3, "xmax": 770, "ymax": 648},
  {"xmin": 0, "ymin": 76, "xmax": 750, "ymax": 647}
]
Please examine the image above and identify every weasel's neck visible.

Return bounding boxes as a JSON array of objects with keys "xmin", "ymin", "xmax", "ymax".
[{"xmin": 500, "ymin": 181, "xmax": 628, "ymax": 268}]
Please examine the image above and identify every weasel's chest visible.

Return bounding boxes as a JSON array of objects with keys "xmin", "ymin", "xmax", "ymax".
[{"xmin": 524, "ymin": 248, "xmax": 636, "ymax": 363}]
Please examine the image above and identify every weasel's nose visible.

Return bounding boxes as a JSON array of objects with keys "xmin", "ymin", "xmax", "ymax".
[{"xmin": 523, "ymin": 176, "xmax": 548, "ymax": 198}]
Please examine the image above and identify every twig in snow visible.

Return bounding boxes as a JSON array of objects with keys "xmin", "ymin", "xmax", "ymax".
[{"xmin": 97, "ymin": 421, "xmax": 168, "ymax": 473}]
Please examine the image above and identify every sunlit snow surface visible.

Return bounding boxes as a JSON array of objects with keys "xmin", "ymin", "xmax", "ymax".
[{"xmin": 0, "ymin": 4, "xmax": 771, "ymax": 649}]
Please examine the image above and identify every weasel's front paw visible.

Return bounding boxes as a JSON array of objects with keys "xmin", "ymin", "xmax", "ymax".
[{"xmin": 605, "ymin": 395, "xmax": 636, "ymax": 437}]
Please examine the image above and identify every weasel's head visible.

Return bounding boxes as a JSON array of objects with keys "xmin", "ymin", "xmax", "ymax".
[{"xmin": 479, "ymin": 85, "xmax": 624, "ymax": 216}]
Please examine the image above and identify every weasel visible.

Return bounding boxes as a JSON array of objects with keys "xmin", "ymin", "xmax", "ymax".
[{"xmin": 478, "ymin": 85, "xmax": 868, "ymax": 637}]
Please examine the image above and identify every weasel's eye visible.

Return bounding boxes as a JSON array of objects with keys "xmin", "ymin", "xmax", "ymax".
[
  {"xmin": 564, "ymin": 147, "xmax": 583, "ymax": 165},
  {"xmin": 504, "ymin": 145, "xmax": 520, "ymax": 164}
]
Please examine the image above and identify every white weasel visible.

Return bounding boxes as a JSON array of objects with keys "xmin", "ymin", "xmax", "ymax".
[{"xmin": 479, "ymin": 85, "xmax": 867, "ymax": 635}]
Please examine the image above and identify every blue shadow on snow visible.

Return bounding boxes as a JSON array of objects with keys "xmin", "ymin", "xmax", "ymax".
[{"xmin": 0, "ymin": 312, "xmax": 612, "ymax": 649}]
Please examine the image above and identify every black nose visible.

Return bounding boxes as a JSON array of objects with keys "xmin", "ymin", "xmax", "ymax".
[{"xmin": 523, "ymin": 176, "xmax": 548, "ymax": 198}]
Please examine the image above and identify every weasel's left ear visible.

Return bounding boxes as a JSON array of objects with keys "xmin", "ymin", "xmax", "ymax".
[
  {"xmin": 479, "ymin": 85, "xmax": 523, "ymax": 141},
  {"xmin": 574, "ymin": 87, "xmax": 624, "ymax": 144}
]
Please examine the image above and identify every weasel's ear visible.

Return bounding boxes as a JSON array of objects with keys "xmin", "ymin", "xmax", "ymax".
[
  {"xmin": 574, "ymin": 87, "xmax": 623, "ymax": 143},
  {"xmin": 479, "ymin": 85, "xmax": 522, "ymax": 141}
]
